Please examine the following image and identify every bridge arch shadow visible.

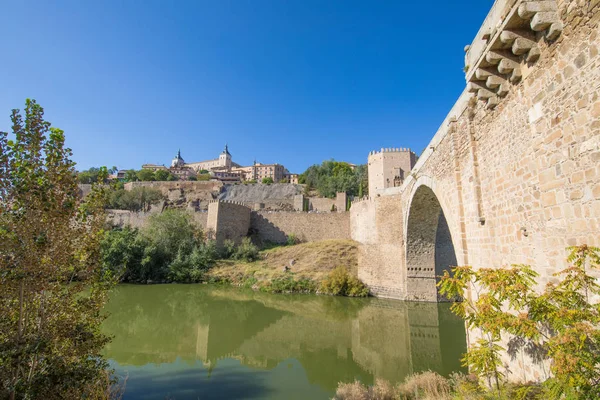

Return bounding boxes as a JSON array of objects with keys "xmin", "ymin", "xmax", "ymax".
[{"xmin": 405, "ymin": 184, "xmax": 458, "ymax": 302}]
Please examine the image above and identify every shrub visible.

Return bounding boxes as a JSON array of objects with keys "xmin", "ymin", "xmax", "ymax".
[
  {"xmin": 167, "ymin": 241, "xmax": 218, "ymax": 283},
  {"xmin": 232, "ymin": 237, "xmax": 259, "ymax": 262},
  {"xmin": 221, "ymin": 239, "xmax": 236, "ymax": 259},
  {"xmin": 286, "ymin": 233, "xmax": 301, "ymax": 246},
  {"xmin": 197, "ymin": 174, "xmax": 211, "ymax": 181},
  {"xmin": 320, "ymin": 266, "xmax": 369, "ymax": 297},
  {"xmin": 397, "ymin": 371, "xmax": 451, "ymax": 400},
  {"xmin": 438, "ymin": 245, "xmax": 600, "ymax": 398},
  {"xmin": 265, "ymin": 275, "xmax": 316, "ymax": 294},
  {"xmin": 262, "ymin": 177, "xmax": 274, "ymax": 184}
]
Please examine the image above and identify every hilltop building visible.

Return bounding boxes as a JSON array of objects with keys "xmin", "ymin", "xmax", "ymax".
[
  {"xmin": 143, "ymin": 145, "xmax": 296, "ymax": 183},
  {"xmin": 368, "ymin": 147, "xmax": 417, "ymax": 195}
]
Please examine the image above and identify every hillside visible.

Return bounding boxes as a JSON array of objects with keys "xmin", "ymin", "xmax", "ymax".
[{"xmin": 207, "ymin": 239, "xmax": 358, "ymax": 286}]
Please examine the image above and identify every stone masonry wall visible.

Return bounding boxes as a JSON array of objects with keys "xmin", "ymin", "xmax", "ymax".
[
  {"xmin": 251, "ymin": 211, "xmax": 351, "ymax": 244},
  {"xmin": 207, "ymin": 201, "xmax": 251, "ymax": 245},
  {"xmin": 107, "ymin": 209, "xmax": 209, "ymax": 230}
]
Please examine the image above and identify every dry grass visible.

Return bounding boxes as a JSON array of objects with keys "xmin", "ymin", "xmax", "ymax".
[
  {"xmin": 397, "ymin": 371, "xmax": 452, "ymax": 400},
  {"xmin": 207, "ymin": 239, "xmax": 358, "ymax": 285},
  {"xmin": 333, "ymin": 372, "xmax": 452, "ymax": 400}
]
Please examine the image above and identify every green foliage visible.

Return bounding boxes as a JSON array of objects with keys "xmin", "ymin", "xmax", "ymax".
[
  {"xmin": 264, "ymin": 274, "xmax": 316, "ymax": 294},
  {"xmin": 299, "ymin": 160, "xmax": 367, "ymax": 198},
  {"xmin": 286, "ymin": 233, "xmax": 301, "ymax": 246},
  {"xmin": 198, "ymin": 169, "xmax": 209, "ymax": 174},
  {"xmin": 124, "ymin": 169, "xmax": 138, "ymax": 182},
  {"xmin": 107, "ymin": 186, "xmax": 164, "ymax": 211},
  {"xmin": 154, "ymin": 169, "xmax": 176, "ymax": 181},
  {"xmin": 197, "ymin": 173, "xmax": 211, "ymax": 181},
  {"xmin": 244, "ymin": 179, "xmax": 257, "ymax": 184},
  {"xmin": 136, "ymin": 169, "xmax": 156, "ymax": 181},
  {"xmin": 232, "ymin": 237, "xmax": 259, "ymax": 262},
  {"xmin": 101, "ymin": 210, "xmax": 263, "ymax": 283},
  {"xmin": 188, "ymin": 175, "xmax": 197, "ymax": 181},
  {"xmin": 167, "ymin": 242, "xmax": 218, "ymax": 283},
  {"xmin": 221, "ymin": 239, "xmax": 237, "ymax": 259},
  {"xmin": 438, "ymin": 245, "xmax": 600, "ymax": 398},
  {"xmin": 77, "ymin": 167, "xmax": 105, "ymax": 184},
  {"xmin": 101, "ymin": 210, "xmax": 209, "ymax": 283},
  {"xmin": 320, "ymin": 266, "xmax": 369, "ymax": 297},
  {"xmin": 0, "ymin": 99, "xmax": 116, "ymax": 398},
  {"xmin": 262, "ymin": 177, "xmax": 274, "ymax": 184},
  {"xmin": 279, "ymin": 178, "xmax": 289, "ymax": 183}
]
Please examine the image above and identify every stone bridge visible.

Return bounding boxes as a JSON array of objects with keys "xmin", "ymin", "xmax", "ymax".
[{"xmin": 351, "ymin": 0, "xmax": 600, "ymax": 302}]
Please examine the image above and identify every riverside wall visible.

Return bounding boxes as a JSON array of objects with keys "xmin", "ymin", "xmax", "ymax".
[{"xmin": 107, "ymin": 205, "xmax": 351, "ymax": 245}]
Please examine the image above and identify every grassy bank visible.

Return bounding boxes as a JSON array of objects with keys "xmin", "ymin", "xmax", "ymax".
[{"xmin": 206, "ymin": 239, "xmax": 367, "ymax": 296}]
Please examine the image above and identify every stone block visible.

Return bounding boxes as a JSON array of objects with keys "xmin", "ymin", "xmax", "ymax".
[
  {"xmin": 518, "ymin": 1, "xmax": 558, "ymax": 19},
  {"xmin": 531, "ymin": 12, "xmax": 560, "ymax": 31}
]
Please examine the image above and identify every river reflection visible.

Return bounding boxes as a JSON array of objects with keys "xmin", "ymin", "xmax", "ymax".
[{"xmin": 103, "ymin": 284, "xmax": 466, "ymax": 399}]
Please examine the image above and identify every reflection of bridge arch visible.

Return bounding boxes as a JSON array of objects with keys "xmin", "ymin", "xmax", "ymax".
[{"xmin": 404, "ymin": 176, "xmax": 461, "ymax": 301}]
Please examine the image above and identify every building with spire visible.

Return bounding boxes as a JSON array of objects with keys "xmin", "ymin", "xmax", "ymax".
[{"xmin": 143, "ymin": 144, "xmax": 296, "ymax": 183}]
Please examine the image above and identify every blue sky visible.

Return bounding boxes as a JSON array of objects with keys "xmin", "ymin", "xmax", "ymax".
[{"xmin": 0, "ymin": 0, "xmax": 493, "ymax": 173}]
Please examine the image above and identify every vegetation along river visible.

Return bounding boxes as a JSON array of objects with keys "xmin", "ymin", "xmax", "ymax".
[{"xmin": 102, "ymin": 284, "xmax": 467, "ymax": 399}]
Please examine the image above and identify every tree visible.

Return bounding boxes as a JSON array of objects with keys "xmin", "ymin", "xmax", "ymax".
[
  {"xmin": 123, "ymin": 169, "xmax": 138, "ymax": 182},
  {"xmin": 78, "ymin": 167, "xmax": 102, "ymax": 184},
  {"xmin": 262, "ymin": 177, "xmax": 274, "ymax": 184},
  {"xmin": 279, "ymin": 178, "xmax": 289, "ymax": 183},
  {"xmin": 107, "ymin": 187, "xmax": 164, "ymax": 211},
  {"xmin": 0, "ymin": 100, "xmax": 117, "ymax": 399},
  {"xmin": 154, "ymin": 169, "xmax": 169, "ymax": 181},
  {"xmin": 136, "ymin": 169, "xmax": 155, "ymax": 181},
  {"xmin": 299, "ymin": 160, "xmax": 366, "ymax": 198},
  {"xmin": 438, "ymin": 245, "xmax": 600, "ymax": 398}
]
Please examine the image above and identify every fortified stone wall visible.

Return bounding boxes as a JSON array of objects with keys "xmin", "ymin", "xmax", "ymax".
[
  {"xmin": 207, "ymin": 201, "xmax": 251, "ymax": 245},
  {"xmin": 251, "ymin": 211, "xmax": 351, "ymax": 244},
  {"xmin": 107, "ymin": 209, "xmax": 209, "ymax": 230}
]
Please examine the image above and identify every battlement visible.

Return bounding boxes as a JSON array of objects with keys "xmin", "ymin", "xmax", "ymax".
[
  {"xmin": 208, "ymin": 199, "xmax": 250, "ymax": 208},
  {"xmin": 368, "ymin": 147, "xmax": 414, "ymax": 156},
  {"xmin": 367, "ymin": 146, "xmax": 418, "ymax": 195}
]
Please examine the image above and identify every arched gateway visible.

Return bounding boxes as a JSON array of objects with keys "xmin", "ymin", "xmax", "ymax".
[{"xmin": 405, "ymin": 184, "xmax": 458, "ymax": 302}]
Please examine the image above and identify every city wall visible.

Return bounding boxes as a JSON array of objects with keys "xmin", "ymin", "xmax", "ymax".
[
  {"xmin": 107, "ymin": 204, "xmax": 351, "ymax": 245},
  {"xmin": 251, "ymin": 211, "xmax": 351, "ymax": 244},
  {"xmin": 207, "ymin": 201, "xmax": 252, "ymax": 245}
]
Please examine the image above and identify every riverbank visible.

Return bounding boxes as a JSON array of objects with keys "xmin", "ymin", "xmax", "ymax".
[{"xmin": 206, "ymin": 239, "xmax": 365, "ymax": 295}]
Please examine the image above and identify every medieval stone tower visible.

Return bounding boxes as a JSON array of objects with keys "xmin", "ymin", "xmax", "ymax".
[
  {"xmin": 218, "ymin": 144, "xmax": 232, "ymax": 169},
  {"xmin": 367, "ymin": 148, "xmax": 417, "ymax": 195}
]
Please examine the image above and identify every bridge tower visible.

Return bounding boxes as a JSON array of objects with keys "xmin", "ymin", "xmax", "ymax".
[{"xmin": 367, "ymin": 148, "xmax": 417, "ymax": 195}]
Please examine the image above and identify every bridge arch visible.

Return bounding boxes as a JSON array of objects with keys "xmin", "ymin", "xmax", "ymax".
[{"xmin": 404, "ymin": 177, "xmax": 461, "ymax": 301}]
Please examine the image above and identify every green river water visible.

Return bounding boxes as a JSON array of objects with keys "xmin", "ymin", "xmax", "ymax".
[{"xmin": 103, "ymin": 284, "xmax": 467, "ymax": 400}]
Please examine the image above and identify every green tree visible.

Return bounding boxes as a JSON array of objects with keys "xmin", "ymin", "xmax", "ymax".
[
  {"xmin": 107, "ymin": 187, "xmax": 164, "ymax": 211},
  {"xmin": 154, "ymin": 169, "xmax": 171, "ymax": 181},
  {"xmin": 78, "ymin": 167, "xmax": 102, "ymax": 184},
  {"xmin": 124, "ymin": 169, "xmax": 138, "ymax": 182},
  {"xmin": 262, "ymin": 177, "xmax": 274, "ymax": 184},
  {"xmin": 0, "ymin": 99, "xmax": 117, "ymax": 399},
  {"xmin": 438, "ymin": 245, "xmax": 600, "ymax": 398},
  {"xmin": 299, "ymin": 160, "xmax": 366, "ymax": 198},
  {"xmin": 136, "ymin": 169, "xmax": 155, "ymax": 181}
]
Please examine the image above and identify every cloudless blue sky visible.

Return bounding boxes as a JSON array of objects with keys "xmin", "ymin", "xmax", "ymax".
[{"xmin": 0, "ymin": 0, "xmax": 493, "ymax": 173}]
